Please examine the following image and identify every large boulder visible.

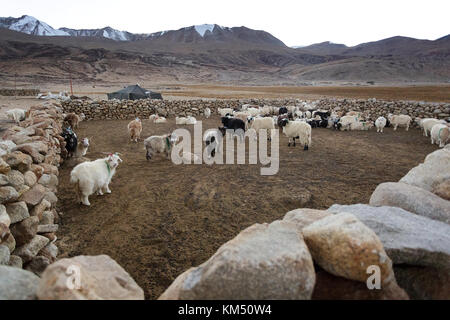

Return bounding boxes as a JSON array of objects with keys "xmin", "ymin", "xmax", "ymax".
[
  {"xmin": 0, "ymin": 265, "xmax": 40, "ymax": 299},
  {"xmin": 303, "ymin": 212, "xmax": 395, "ymax": 285},
  {"xmin": 283, "ymin": 208, "xmax": 332, "ymax": 231},
  {"xmin": 0, "ymin": 244, "xmax": 10, "ymax": 265},
  {"xmin": 312, "ymin": 269, "xmax": 408, "ymax": 300},
  {"xmin": 328, "ymin": 204, "xmax": 450, "ymax": 269},
  {"xmin": 432, "ymin": 179, "xmax": 450, "ymax": 200},
  {"xmin": 394, "ymin": 266, "xmax": 450, "ymax": 300},
  {"xmin": 369, "ymin": 182, "xmax": 450, "ymax": 224},
  {"xmin": 400, "ymin": 148, "xmax": 450, "ymax": 191},
  {"xmin": 37, "ymin": 255, "xmax": 144, "ymax": 300},
  {"xmin": 160, "ymin": 221, "xmax": 316, "ymax": 300}
]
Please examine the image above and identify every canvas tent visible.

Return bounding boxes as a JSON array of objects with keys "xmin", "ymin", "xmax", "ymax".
[{"xmin": 107, "ymin": 84, "xmax": 162, "ymax": 100}]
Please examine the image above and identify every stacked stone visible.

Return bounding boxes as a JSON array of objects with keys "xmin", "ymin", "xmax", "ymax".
[
  {"xmin": 0, "ymin": 89, "xmax": 40, "ymax": 97},
  {"xmin": 61, "ymin": 98, "xmax": 450, "ymax": 123},
  {"xmin": 315, "ymin": 98, "xmax": 450, "ymax": 124},
  {"xmin": 0, "ymin": 103, "xmax": 63, "ymax": 276}
]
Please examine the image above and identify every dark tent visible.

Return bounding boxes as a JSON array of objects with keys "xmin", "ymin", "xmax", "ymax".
[{"xmin": 107, "ymin": 84, "xmax": 162, "ymax": 100}]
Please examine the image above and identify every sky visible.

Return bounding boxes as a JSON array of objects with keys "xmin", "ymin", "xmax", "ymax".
[{"xmin": 2, "ymin": 0, "xmax": 449, "ymax": 46}]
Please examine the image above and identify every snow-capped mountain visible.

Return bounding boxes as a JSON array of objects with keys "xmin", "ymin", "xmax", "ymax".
[
  {"xmin": 0, "ymin": 15, "xmax": 69, "ymax": 36},
  {"xmin": 0, "ymin": 15, "xmax": 144, "ymax": 41},
  {"xmin": 59, "ymin": 26, "xmax": 149, "ymax": 41},
  {"xmin": 0, "ymin": 15, "xmax": 286, "ymax": 46}
]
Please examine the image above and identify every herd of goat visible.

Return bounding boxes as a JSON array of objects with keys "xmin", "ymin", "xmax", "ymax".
[{"xmin": 6, "ymin": 101, "xmax": 447, "ymax": 207}]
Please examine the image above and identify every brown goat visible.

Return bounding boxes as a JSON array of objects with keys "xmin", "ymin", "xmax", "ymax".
[{"xmin": 127, "ymin": 118, "xmax": 143, "ymax": 142}]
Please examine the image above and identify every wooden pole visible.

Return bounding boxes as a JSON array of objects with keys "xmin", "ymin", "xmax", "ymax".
[{"xmin": 14, "ymin": 73, "xmax": 17, "ymax": 100}]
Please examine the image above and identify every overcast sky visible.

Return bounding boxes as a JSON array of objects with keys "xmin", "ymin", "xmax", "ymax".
[{"xmin": 2, "ymin": 0, "xmax": 449, "ymax": 46}]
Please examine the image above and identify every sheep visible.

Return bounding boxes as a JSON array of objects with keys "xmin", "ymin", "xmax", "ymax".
[
  {"xmin": 248, "ymin": 117, "xmax": 275, "ymax": 141},
  {"xmin": 422, "ymin": 118, "xmax": 446, "ymax": 137},
  {"xmin": 154, "ymin": 116, "xmax": 167, "ymax": 124},
  {"xmin": 279, "ymin": 119, "xmax": 312, "ymax": 150},
  {"xmin": 186, "ymin": 116, "xmax": 197, "ymax": 125},
  {"xmin": 176, "ymin": 116, "xmax": 188, "ymax": 125},
  {"xmin": 149, "ymin": 114, "xmax": 158, "ymax": 121},
  {"xmin": 337, "ymin": 115, "xmax": 359, "ymax": 131},
  {"xmin": 430, "ymin": 124, "xmax": 450, "ymax": 148},
  {"xmin": 64, "ymin": 113, "xmax": 81, "ymax": 129},
  {"xmin": 350, "ymin": 121, "xmax": 374, "ymax": 131},
  {"xmin": 218, "ymin": 108, "xmax": 234, "ymax": 117},
  {"xmin": 204, "ymin": 108, "xmax": 211, "ymax": 119},
  {"xmin": 74, "ymin": 137, "xmax": 90, "ymax": 158},
  {"xmin": 346, "ymin": 111, "xmax": 362, "ymax": 117},
  {"xmin": 144, "ymin": 133, "xmax": 176, "ymax": 160},
  {"xmin": 70, "ymin": 153, "xmax": 122, "ymax": 206},
  {"xmin": 305, "ymin": 111, "xmax": 312, "ymax": 119},
  {"xmin": 246, "ymin": 107, "xmax": 260, "ymax": 117},
  {"xmin": 388, "ymin": 114, "xmax": 412, "ymax": 131},
  {"xmin": 375, "ymin": 117, "xmax": 387, "ymax": 133},
  {"xmin": 221, "ymin": 117, "xmax": 246, "ymax": 141},
  {"xmin": 127, "ymin": 117, "xmax": 142, "ymax": 142},
  {"xmin": 312, "ymin": 110, "xmax": 331, "ymax": 120},
  {"xmin": 6, "ymin": 109, "xmax": 26, "ymax": 123}
]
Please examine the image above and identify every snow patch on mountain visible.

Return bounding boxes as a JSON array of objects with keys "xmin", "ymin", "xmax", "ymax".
[{"xmin": 194, "ymin": 24, "xmax": 216, "ymax": 37}]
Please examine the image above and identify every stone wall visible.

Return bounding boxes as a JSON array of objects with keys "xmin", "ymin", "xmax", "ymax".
[
  {"xmin": 0, "ymin": 89, "xmax": 40, "ymax": 97},
  {"xmin": 0, "ymin": 103, "xmax": 64, "ymax": 276},
  {"xmin": 61, "ymin": 98, "xmax": 450, "ymax": 123}
]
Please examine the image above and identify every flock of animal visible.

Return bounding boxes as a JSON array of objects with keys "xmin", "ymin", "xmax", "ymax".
[{"xmin": 7, "ymin": 101, "xmax": 447, "ymax": 207}]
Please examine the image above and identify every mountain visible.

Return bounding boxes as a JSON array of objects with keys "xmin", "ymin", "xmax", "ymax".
[
  {"xmin": 0, "ymin": 15, "xmax": 69, "ymax": 36},
  {"xmin": 0, "ymin": 15, "xmax": 448, "ymax": 85},
  {"xmin": 0, "ymin": 15, "xmax": 285, "ymax": 47},
  {"xmin": 296, "ymin": 41, "xmax": 348, "ymax": 55},
  {"xmin": 59, "ymin": 27, "xmax": 148, "ymax": 41}
]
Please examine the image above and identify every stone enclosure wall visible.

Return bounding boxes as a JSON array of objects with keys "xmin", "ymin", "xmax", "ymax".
[
  {"xmin": 0, "ymin": 104, "xmax": 63, "ymax": 275},
  {"xmin": 0, "ymin": 89, "xmax": 40, "ymax": 97},
  {"xmin": 61, "ymin": 98, "xmax": 450, "ymax": 123}
]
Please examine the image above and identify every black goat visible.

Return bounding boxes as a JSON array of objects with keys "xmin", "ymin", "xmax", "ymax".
[
  {"xmin": 61, "ymin": 127, "xmax": 78, "ymax": 158},
  {"xmin": 279, "ymin": 107, "xmax": 288, "ymax": 115}
]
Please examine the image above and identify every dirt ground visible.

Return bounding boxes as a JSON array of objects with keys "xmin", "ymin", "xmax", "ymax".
[{"xmin": 56, "ymin": 116, "xmax": 438, "ymax": 299}]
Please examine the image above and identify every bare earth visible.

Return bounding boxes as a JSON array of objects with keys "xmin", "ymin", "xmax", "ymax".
[{"xmin": 55, "ymin": 116, "xmax": 438, "ymax": 299}]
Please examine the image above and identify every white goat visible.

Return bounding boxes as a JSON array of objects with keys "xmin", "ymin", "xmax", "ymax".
[
  {"xmin": 249, "ymin": 117, "xmax": 275, "ymax": 140},
  {"xmin": 375, "ymin": 117, "xmax": 387, "ymax": 133},
  {"xmin": 144, "ymin": 134, "xmax": 176, "ymax": 160},
  {"xmin": 280, "ymin": 119, "xmax": 312, "ymax": 150},
  {"xmin": 388, "ymin": 114, "xmax": 412, "ymax": 131},
  {"xmin": 70, "ymin": 153, "xmax": 122, "ymax": 206},
  {"xmin": 430, "ymin": 124, "xmax": 450, "ymax": 148},
  {"xmin": 74, "ymin": 138, "xmax": 90, "ymax": 158},
  {"xmin": 176, "ymin": 116, "xmax": 188, "ymax": 125},
  {"xmin": 218, "ymin": 108, "xmax": 233, "ymax": 117},
  {"xmin": 6, "ymin": 109, "xmax": 26, "ymax": 123},
  {"xmin": 422, "ymin": 118, "xmax": 446, "ymax": 137},
  {"xmin": 338, "ymin": 115, "xmax": 359, "ymax": 131},
  {"xmin": 204, "ymin": 108, "xmax": 211, "ymax": 119},
  {"xmin": 154, "ymin": 116, "xmax": 167, "ymax": 124}
]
